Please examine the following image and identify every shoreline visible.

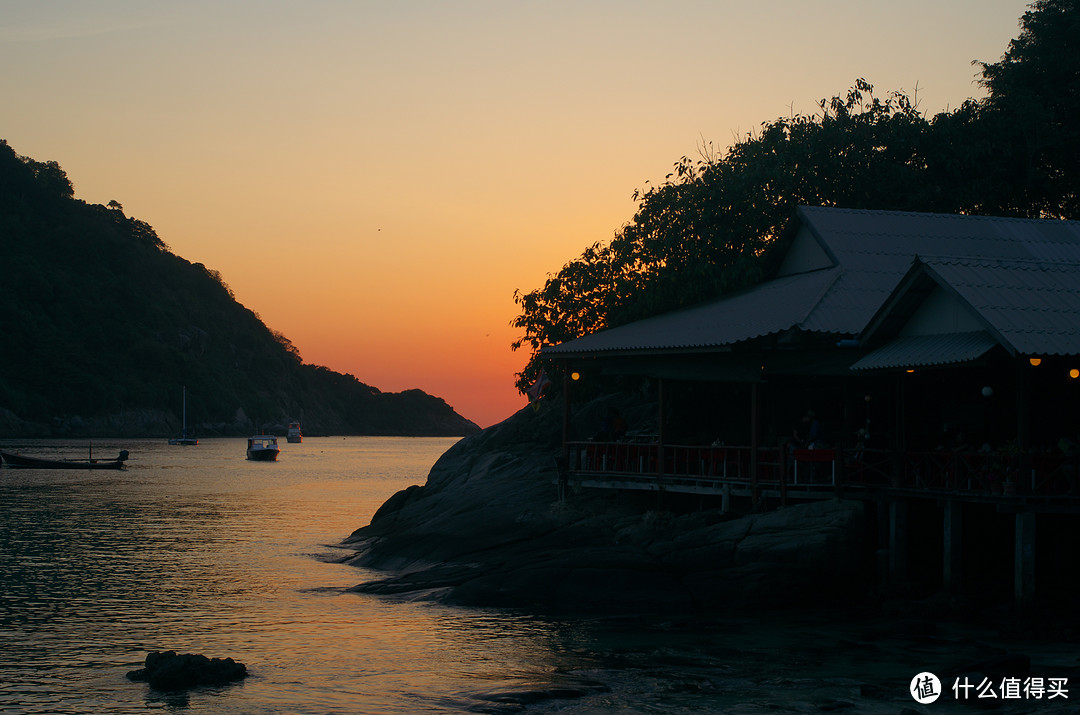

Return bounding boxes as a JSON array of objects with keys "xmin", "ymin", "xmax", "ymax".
[{"xmin": 344, "ymin": 396, "xmax": 1080, "ymax": 625}]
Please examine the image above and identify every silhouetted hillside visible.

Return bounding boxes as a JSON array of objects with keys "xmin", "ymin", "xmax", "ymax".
[{"xmin": 0, "ymin": 140, "xmax": 479, "ymax": 438}]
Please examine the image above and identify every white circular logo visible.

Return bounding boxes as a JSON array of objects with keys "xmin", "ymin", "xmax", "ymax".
[{"xmin": 910, "ymin": 672, "xmax": 942, "ymax": 704}]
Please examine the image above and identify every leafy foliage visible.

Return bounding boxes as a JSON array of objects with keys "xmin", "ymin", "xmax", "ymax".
[
  {"xmin": 512, "ymin": 81, "xmax": 936, "ymax": 389},
  {"xmin": 0, "ymin": 140, "xmax": 477, "ymax": 437},
  {"xmin": 976, "ymin": 0, "xmax": 1080, "ymax": 217},
  {"xmin": 512, "ymin": 1, "xmax": 1080, "ymax": 390}
]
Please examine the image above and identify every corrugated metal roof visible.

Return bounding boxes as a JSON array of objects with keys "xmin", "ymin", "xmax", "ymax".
[
  {"xmin": 851, "ymin": 331, "xmax": 999, "ymax": 370},
  {"xmin": 920, "ymin": 258, "xmax": 1080, "ymax": 356},
  {"xmin": 543, "ymin": 267, "xmax": 840, "ymax": 356},
  {"xmin": 797, "ymin": 207, "xmax": 1080, "ymax": 335},
  {"xmin": 542, "ymin": 207, "xmax": 1080, "ymax": 358}
]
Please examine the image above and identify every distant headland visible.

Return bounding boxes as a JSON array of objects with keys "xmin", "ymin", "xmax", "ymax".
[{"xmin": 0, "ymin": 140, "xmax": 478, "ymax": 438}]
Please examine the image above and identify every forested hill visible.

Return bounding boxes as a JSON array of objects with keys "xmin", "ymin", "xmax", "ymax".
[{"xmin": 0, "ymin": 140, "xmax": 479, "ymax": 438}]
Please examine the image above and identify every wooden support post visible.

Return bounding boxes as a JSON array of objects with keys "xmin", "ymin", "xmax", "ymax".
[
  {"xmin": 893, "ymin": 373, "xmax": 906, "ymax": 486},
  {"xmin": 943, "ymin": 500, "xmax": 963, "ymax": 594},
  {"xmin": 657, "ymin": 378, "xmax": 666, "ymax": 482},
  {"xmin": 558, "ymin": 370, "xmax": 572, "ymax": 501},
  {"xmin": 1016, "ymin": 361, "xmax": 1031, "ymax": 493},
  {"xmin": 1015, "ymin": 510, "xmax": 1036, "ymax": 610},
  {"xmin": 751, "ymin": 381, "xmax": 760, "ymax": 506},
  {"xmin": 838, "ymin": 381, "xmax": 850, "ymax": 495},
  {"xmin": 778, "ymin": 440, "xmax": 787, "ymax": 508},
  {"xmin": 876, "ymin": 501, "xmax": 890, "ymax": 587},
  {"xmin": 561, "ymin": 370, "xmax": 571, "ymax": 467},
  {"xmin": 889, "ymin": 499, "xmax": 908, "ymax": 587}
]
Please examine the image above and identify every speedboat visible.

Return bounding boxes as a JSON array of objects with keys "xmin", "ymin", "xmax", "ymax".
[{"xmin": 246, "ymin": 435, "xmax": 280, "ymax": 461}]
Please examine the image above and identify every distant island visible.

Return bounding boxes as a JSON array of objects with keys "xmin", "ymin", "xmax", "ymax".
[{"xmin": 0, "ymin": 140, "xmax": 479, "ymax": 438}]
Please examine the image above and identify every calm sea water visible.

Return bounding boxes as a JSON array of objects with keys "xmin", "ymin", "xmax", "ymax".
[{"xmin": 2, "ymin": 437, "xmax": 1075, "ymax": 714}]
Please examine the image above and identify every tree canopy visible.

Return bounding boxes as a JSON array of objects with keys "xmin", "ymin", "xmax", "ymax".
[
  {"xmin": 977, "ymin": 0, "xmax": 1080, "ymax": 216},
  {"xmin": 512, "ymin": 0, "xmax": 1080, "ymax": 391}
]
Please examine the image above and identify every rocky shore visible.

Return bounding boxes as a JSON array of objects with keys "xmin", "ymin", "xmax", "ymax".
[{"xmin": 343, "ymin": 396, "xmax": 869, "ymax": 612}]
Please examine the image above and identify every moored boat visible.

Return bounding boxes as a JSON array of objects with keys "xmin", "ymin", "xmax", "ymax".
[
  {"xmin": 1, "ymin": 449, "xmax": 129, "ymax": 470},
  {"xmin": 246, "ymin": 435, "xmax": 280, "ymax": 461},
  {"xmin": 286, "ymin": 421, "xmax": 302, "ymax": 444}
]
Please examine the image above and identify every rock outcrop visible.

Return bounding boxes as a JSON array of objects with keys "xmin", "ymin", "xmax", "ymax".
[
  {"xmin": 344, "ymin": 397, "xmax": 869, "ymax": 612},
  {"xmin": 126, "ymin": 651, "xmax": 248, "ymax": 691}
]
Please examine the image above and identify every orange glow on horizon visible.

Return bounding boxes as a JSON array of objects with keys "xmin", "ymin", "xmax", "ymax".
[{"xmin": 0, "ymin": 2, "xmax": 1029, "ymax": 429}]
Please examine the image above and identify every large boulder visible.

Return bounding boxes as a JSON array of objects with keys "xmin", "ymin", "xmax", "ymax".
[
  {"xmin": 126, "ymin": 651, "xmax": 248, "ymax": 691},
  {"xmin": 344, "ymin": 398, "xmax": 868, "ymax": 612}
]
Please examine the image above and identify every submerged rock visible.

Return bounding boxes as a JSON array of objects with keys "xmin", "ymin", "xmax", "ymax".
[
  {"xmin": 468, "ymin": 678, "xmax": 611, "ymax": 710},
  {"xmin": 126, "ymin": 650, "xmax": 248, "ymax": 691}
]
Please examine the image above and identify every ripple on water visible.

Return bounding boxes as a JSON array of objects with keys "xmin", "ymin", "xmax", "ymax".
[{"xmin": 3, "ymin": 437, "xmax": 1072, "ymax": 714}]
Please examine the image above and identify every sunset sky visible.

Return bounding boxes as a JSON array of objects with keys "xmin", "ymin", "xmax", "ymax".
[{"xmin": 2, "ymin": 1, "xmax": 1029, "ymax": 427}]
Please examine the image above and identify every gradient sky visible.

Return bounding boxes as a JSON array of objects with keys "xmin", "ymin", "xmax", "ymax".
[{"xmin": 1, "ymin": 0, "xmax": 1029, "ymax": 427}]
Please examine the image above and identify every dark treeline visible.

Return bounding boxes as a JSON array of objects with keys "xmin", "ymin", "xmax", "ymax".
[
  {"xmin": 512, "ymin": 0, "xmax": 1080, "ymax": 389},
  {"xmin": 0, "ymin": 141, "xmax": 478, "ymax": 438}
]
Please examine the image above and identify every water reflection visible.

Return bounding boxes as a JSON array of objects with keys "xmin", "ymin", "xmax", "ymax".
[
  {"xmin": 4, "ymin": 437, "xmax": 585, "ymax": 714},
  {"xmin": 3, "ymin": 437, "xmax": 1066, "ymax": 713}
]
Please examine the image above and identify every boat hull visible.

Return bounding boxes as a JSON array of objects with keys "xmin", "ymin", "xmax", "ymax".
[
  {"xmin": 246, "ymin": 435, "xmax": 280, "ymax": 461},
  {"xmin": 1, "ymin": 450, "xmax": 127, "ymax": 470},
  {"xmin": 246, "ymin": 448, "xmax": 279, "ymax": 462}
]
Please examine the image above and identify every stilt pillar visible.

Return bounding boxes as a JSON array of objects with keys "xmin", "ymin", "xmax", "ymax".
[
  {"xmin": 889, "ymin": 499, "xmax": 908, "ymax": 586},
  {"xmin": 561, "ymin": 371, "xmax": 571, "ymax": 466},
  {"xmin": 943, "ymin": 500, "xmax": 963, "ymax": 594},
  {"xmin": 750, "ymin": 381, "xmax": 760, "ymax": 506},
  {"xmin": 1015, "ymin": 510, "xmax": 1036, "ymax": 610},
  {"xmin": 876, "ymin": 501, "xmax": 891, "ymax": 587},
  {"xmin": 657, "ymin": 378, "xmax": 666, "ymax": 479}
]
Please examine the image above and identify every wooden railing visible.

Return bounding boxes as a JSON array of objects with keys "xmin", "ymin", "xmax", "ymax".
[{"xmin": 566, "ymin": 440, "xmax": 1080, "ymax": 498}]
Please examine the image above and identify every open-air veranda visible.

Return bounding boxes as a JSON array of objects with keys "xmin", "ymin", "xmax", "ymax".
[
  {"xmin": 554, "ymin": 359, "xmax": 1080, "ymax": 611},
  {"xmin": 561, "ymin": 367, "xmax": 1080, "ymax": 507}
]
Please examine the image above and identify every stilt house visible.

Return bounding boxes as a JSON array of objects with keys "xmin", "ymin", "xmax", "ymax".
[{"xmin": 541, "ymin": 206, "xmax": 1080, "ymax": 605}]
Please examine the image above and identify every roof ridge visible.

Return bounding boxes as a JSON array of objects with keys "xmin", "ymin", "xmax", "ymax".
[
  {"xmin": 799, "ymin": 205, "xmax": 1080, "ymax": 227},
  {"xmin": 920, "ymin": 255, "xmax": 1080, "ymax": 269}
]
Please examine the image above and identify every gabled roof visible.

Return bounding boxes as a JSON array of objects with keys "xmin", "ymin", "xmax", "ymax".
[
  {"xmin": 543, "ymin": 206, "xmax": 1080, "ymax": 359},
  {"xmin": 787, "ymin": 206, "xmax": 1080, "ymax": 334},
  {"xmin": 920, "ymin": 257, "xmax": 1080, "ymax": 356},
  {"xmin": 853, "ymin": 256, "xmax": 1080, "ymax": 369}
]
